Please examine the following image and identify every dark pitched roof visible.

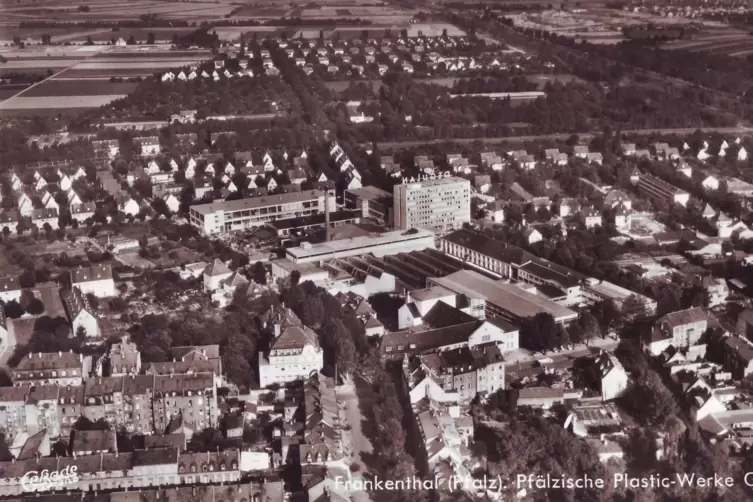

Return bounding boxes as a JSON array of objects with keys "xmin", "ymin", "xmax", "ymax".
[
  {"xmin": 380, "ymin": 321, "xmax": 481, "ymax": 355},
  {"xmin": 203, "ymin": 259, "xmax": 232, "ymax": 277},
  {"xmin": 421, "ymin": 301, "xmax": 475, "ymax": 329},
  {"xmin": 71, "ymin": 264, "xmax": 113, "ymax": 284},
  {"xmin": 660, "ymin": 307, "xmax": 708, "ymax": 329},
  {"xmin": 71, "ymin": 429, "xmax": 116, "ymax": 454},
  {"xmin": 443, "ymin": 229, "xmax": 535, "ymax": 266}
]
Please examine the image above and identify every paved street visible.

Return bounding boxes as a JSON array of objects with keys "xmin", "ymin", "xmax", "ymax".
[{"xmin": 336, "ymin": 379, "xmax": 375, "ymax": 502}]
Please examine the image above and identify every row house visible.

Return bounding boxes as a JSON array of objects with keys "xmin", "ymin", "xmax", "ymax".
[
  {"xmin": 0, "ymin": 448, "xmax": 241, "ymax": 496},
  {"xmin": 11, "ymin": 351, "xmax": 91, "ymax": 387}
]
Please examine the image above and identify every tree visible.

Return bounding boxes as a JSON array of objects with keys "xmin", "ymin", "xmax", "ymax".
[
  {"xmin": 299, "ymin": 295, "xmax": 324, "ymax": 328},
  {"xmin": 26, "ymin": 298, "xmax": 44, "ymax": 316},
  {"xmin": 251, "ymin": 261, "xmax": 267, "ymax": 285},
  {"xmin": 127, "ymin": 35, "xmax": 137, "ymax": 45},
  {"xmin": 290, "ymin": 270, "xmax": 301, "ymax": 286},
  {"xmin": 520, "ymin": 313, "xmax": 558, "ymax": 353},
  {"xmin": 4, "ymin": 300, "xmax": 24, "ymax": 319},
  {"xmin": 147, "ymin": 32, "xmax": 156, "ymax": 45},
  {"xmin": 579, "ymin": 311, "xmax": 601, "ymax": 345}
]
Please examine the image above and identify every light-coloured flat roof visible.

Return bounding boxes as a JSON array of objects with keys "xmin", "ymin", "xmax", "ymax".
[
  {"xmin": 430, "ymin": 270, "xmax": 577, "ymax": 322},
  {"xmin": 286, "ymin": 228, "xmax": 435, "ymax": 261},
  {"xmin": 190, "ymin": 190, "xmax": 326, "ymax": 215}
]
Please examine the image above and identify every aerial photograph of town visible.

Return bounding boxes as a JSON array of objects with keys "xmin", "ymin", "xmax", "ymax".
[{"xmin": 4, "ymin": 0, "xmax": 753, "ymax": 500}]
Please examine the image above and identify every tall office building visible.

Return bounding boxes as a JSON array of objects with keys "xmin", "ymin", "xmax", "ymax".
[{"xmin": 393, "ymin": 176, "xmax": 471, "ymax": 232}]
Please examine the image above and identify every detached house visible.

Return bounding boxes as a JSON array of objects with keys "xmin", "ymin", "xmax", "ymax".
[
  {"xmin": 572, "ymin": 145, "xmax": 589, "ymax": 159},
  {"xmin": 258, "ymin": 309, "xmax": 324, "ymax": 387},
  {"xmin": 17, "ymin": 193, "xmax": 33, "ymax": 217},
  {"xmin": 0, "ymin": 275, "xmax": 21, "ymax": 303},
  {"xmin": 138, "ymin": 137, "xmax": 161, "ymax": 157},
  {"xmin": 646, "ymin": 307, "xmax": 709, "ymax": 356},
  {"xmin": 71, "ymin": 264, "xmax": 116, "ymax": 298},
  {"xmin": 203, "ymin": 259, "xmax": 232, "ymax": 292},
  {"xmin": 62, "ymin": 288, "xmax": 103, "ymax": 339},
  {"xmin": 0, "ymin": 211, "xmax": 19, "ymax": 234},
  {"xmin": 31, "ymin": 208, "xmax": 59, "ymax": 230},
  {"xmin": 117, "ymin": 195, "xmax": 140, "ymax": 217},
  {"xmin": 93, "ymin": 140, "xmax": 120, "ymax": 159},
  {"xmin": 71, "ymin": 202, "xmax": 96, "ymax": 223},
  {"xmin": 592, "ymin": 352, "xmax": 629, "ymax": 401}
]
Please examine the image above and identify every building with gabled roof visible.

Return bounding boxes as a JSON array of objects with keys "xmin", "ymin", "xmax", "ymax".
[
  {"xmin": 12, "ymin": 351, "xmax": 89, "ymax": 387},
  {"xmin": 203, "ymin": 259, "xmax": 232, "ymax": 292},
  {"xmin": 259, "ymin": 309, "xmax": 324, "ymax": 387},
  {"xmin": 71, "ymin": 264, "xmax": 115, "ymax": 298},
  {"xmin": 646, "ymin": 307, "xmax": 709, "ymax": 355},
  {"xmin": 62, "ymin": 287, "xmax": 102, "ymax": 339},
  {"xmin": 592, "ymin": 352, "xmax": 629, "ymax": 401}
]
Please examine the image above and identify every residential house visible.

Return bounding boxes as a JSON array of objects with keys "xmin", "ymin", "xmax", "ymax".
[
  {"xmin": 646, "ymin": 307, "xmax": 709, "ymax": 355},
  {"xmin": 602, "ymin": 189, "xmax": 630, "ymax": 208},
  {"xmin": 31, "ymin": 208, "xmax": 59, "ymax": 230},
  {"xmin": 71, "ymin": 264, "xmax": 116, "ymax": 298},
  {"xmin": 0, "ymin": 276, "xmax": 21, "ymax": 303},
  {"xmin": 701, "ymin": 277, "xmax": 728, "ymax": 307},
  {"xmin": 572, "ymin": 145, "xmax": 589, "ymax": 159},
  {"xmin": 258, "ymin": 309, "xmax": 324, "ymax": 387},
  {"xmin": 724, "ymin": 336, "xmax": 753, "ymax": 379},
  {"xmin": 104, "ymin": 340, "xmax": 142, "ymax": 377},
  {"xmin": 62, "ymin": 288, "xmax": 103, "ymax": 339},
  {"xmin": 473, "ymin": 175, "xmax": 492, "ymax": 194},
  {"xmin": 12, "ymin": 351, "xmax": 89, "ymax": 387},
  {"xmin": 17, "ymin": 193, "xmax": 33, "ymax": 217},
  {"xmin": 0, "ymin": 211, "xmax": 19, "ymax": 234},
  {"xmin": 583, "ymin": 207, "xmax": 602, "ymax": 229},
  {"xmin": 203, "ymin": 259, "xmax": 232, "ymax": 292},
  {"xmin": 524, "ymin": 228, "xmax": 543, "ymax": 244},
  {"xmin": 593, "ymin": 352, "xmax": 629, "ymax": 401},
  {"xmin": 138, "ymin": 137, "xmax": 161, "ymax": 156},
  {"xmin": 117, "ymin": 195, "xmax": 140, "ymax": 216},
  {"xmin": 71, "ymin": 202, "xmax": 96, "ymax": 223},
  {"xmin": 93, "ymin": 140, "xmax": 120, "ymax": 159},
  {"xmin": 163, "ymin": 194, "xmax": 180, "ymax": 213}
]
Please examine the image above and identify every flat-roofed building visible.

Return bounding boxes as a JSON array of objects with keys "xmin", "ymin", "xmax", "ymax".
[
  {"xmin": 393, "ymin": 176, "xmax": 470, "ymax": 232},
  {"xmin": 345, "ymin": 186, "xmax": 394, "ymax": 225},
  {"xmin": 285, "ymin": 228, "xmax": 436, "ymax": 264},
  {"xmin": 428, "ymin": 270, "xmax": 578, "ymax": 324},
  {"xmin": 636, "ymin": 173, "xmax": 690, "ymax": 207},
  {"xmin": 583, "ymin": 278, "xmax": 657, "ymax": 318},
  {"xmin": 189, "ymin": 190, "xmax": 336, "ymax": 235}
]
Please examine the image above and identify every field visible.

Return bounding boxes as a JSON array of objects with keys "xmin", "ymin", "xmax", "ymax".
[
  {"xmin": 22, "ymin": 80, "xmax": 138, "ymax": 97},
  {"xmin": 0, "ymin": 0, "xmax": 237, "ymax": 24},
  {"xmin": 0, "ymin": 95, "xmax": 128, "ymax": 109},
  {"xmin": 0, "ymin": 45, "xmax": 211, "ymax": 115},
  {"xmin": 662, "ymin": 28, "xmax": 753, "ymax": 57}
]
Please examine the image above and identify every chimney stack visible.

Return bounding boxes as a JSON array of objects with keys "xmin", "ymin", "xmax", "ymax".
[{"xmin": 325, "ymin": 190, "xmax": 331, "ymax": 242}]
